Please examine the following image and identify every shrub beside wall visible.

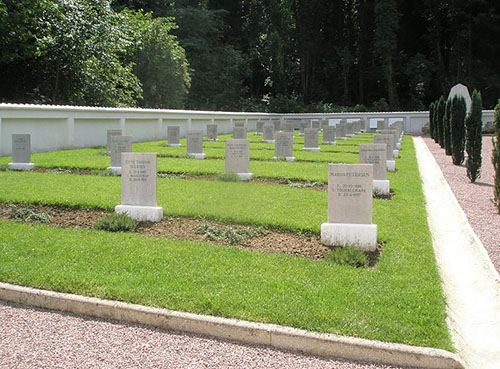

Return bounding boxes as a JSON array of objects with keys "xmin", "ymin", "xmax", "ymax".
[
  {"xmin": 492, "ymin": 100, "xmax": 500, "ymax": 213},
  {"xmin": 450, "ymin": 95, "xmax": 467, "ymax": 165},
  {"xmin": 465, "ymin": 90, "xmax": 483, "ymax": 182}
]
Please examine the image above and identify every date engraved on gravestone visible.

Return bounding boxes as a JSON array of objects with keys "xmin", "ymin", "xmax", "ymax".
[
  {"xmin": 359, "ymin": 144, "xmax": 386, "ymax": 180},
  {"xmin": 167, "ymin": 126, "xmax": 180, "ymax": 145},
  {"xmin": 328, "ymin": 164, "xmax": 373, "ymax": 224},
  {"xmin": 110, "ymin": 136, "xmax": 132, "ymax": 167},
  {"xmin": 121, "ymin": 153, "xmax": 157, "ymax": 207},
  {"xmin": 225, "ymin": 139, "xmax": 249, "ymax": 174},
  {"xmin": 12, "ymin": 134, "xmax": 31, "ymax": 163}
]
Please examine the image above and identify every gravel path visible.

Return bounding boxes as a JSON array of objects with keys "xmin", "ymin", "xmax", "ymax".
[
  {"xmin": 423, "ymin": 136, "xmax": 500, "ymax": 273},
  {"xmin": 0, "ymin": 301, "xmax": 410, "ymax": 369}
]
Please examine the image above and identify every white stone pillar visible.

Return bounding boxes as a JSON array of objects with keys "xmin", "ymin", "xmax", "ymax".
[
  {"xmin": 120, "ymin": 117, "xmax": 126, "ymax": 134},
  {"xmin": 66, "ymin": 117, "xmax": 75, "ymax": 149}
]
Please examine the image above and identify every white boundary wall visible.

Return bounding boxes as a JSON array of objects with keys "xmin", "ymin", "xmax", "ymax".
[{"xmin": 0, "ymin": 103, "xmax": 494, "ymax": 155}]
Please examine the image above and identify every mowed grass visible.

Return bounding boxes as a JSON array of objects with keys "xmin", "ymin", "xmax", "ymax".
[{"xmin": 0, "ymin": 136, "xmax": 453, "ymax": 350}]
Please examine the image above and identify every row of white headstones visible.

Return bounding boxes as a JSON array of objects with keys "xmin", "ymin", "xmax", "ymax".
[{"xmin": 7, "ymin": 121, "xmax": 403, "ymax": 252}]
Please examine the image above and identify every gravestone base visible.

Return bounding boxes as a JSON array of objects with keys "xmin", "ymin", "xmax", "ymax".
[
  {"xmin": 206, "ymin": 139, "xmax": 218, "ymax": 142},
  {"xmin": 320, "ymin": 223, "xmax": 377, "ymax": 251},
  {"xmin": 393, "ymin": 150, "xmax": 399, "ymax": 158},
  {"xmin": 387, "ymin": 160, "xmax": 396, "ymax": 172},
  {"xmin": 254, "ymin": 133, "xmax": 262, "ymax": 136},
  {"xmin": 303, "ymin": 147, "xmax": 320, "ymax": 152},
  {"xmin": 373, "ymin": 180, "xmax": 390, "ymax": 195},
  {"xmin": 323, "ymin": 141, "xmax": 337, "ymax": 145},
  {"xmin": 347, "ymin": 134, "xmax": 355, "ymax": 137},
  {"xmin": 189, "ymin": 153, "xmax": 206, "ymax": 159},
  {"xmin": 396, "ymin": 143, "xmax": 401, "ymax": 150},
  {"xmin": 338, "ymin": 137, "xmax": 347, "ymax": 140},
  {"xmin": 169, "ymin": 144, "xmax": 181, "ymax": 147},
  {"xmin": 263, "ymin": 140, "xmax": 275, "ymax": 144},
  {"xmin": 115, "ymin": 205, "xmax": 163, "ymax": 222},
  {"xmin": 235, "ymin": 173, "xmax": 253, "ymax": 181},
  {"xmin": 272, "ymin": 156, "xmax": 295, "ymax": 162},
  {"xmin": 107, "ymin": 166, "xmax": 122, "ymax": 175},
  {"xmin": 7, "ymin": 163, "xmax": 34, "ymax": 171}
]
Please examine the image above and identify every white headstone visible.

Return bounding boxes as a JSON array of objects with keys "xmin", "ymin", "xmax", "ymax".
[
  {"xmin": 115, "ymin": 152, "xmax": 163, "ymax": 222},
  {"xmin": 207, "ymin": 124, "xmax": 218, "ymax": 141},
  {"xmin": 8, "ymin": 134, "xmax": 34, "ymax": 170},
  {"xmin": 167, "ymin": 126, "xmax": 180, "ymax": 146},
  {"xmin": 233, "ymin": 126, "xmax": 247, "ymax": 139},
  {"xmin": 109, "ymin": 135, "xmax": 132, "ymax": 169},
  {"xmin": 303, "ymin": 128, "xmax": 320, "ymax": 151},
  {"xmin": 448, "ymin": 83, "xmax": 472, "ymax": 113},
  {"xmin": 274, "ymin": 132, "xmax": 294, "ymax": 161},
  {"xmin": 323, "ymin": 126, "xmax": 336, "ymax": 145},
  {"xmin": 225, "ymin": 139, "xmax": 252, "ymax": 180},
  {"xmin": 107, "ymin": 129, "xmax": 122, "ymax": 153},
  {"xmin": 187, "ymin": 130, "xmax": 205, "ymax": 159},
  {"xmin": 263, "ymin": 123, "xmax": 275, "ymax": 142}
]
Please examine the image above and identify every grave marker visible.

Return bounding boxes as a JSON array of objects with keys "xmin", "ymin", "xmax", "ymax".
[
  {"xmin": 8, "ymin": 134, "xmax": 34, "ymax": 170},
  {"xmin": 107, "ymin": 129, "xmax": 122, "ymax": 153},
  {"xmin": 225, "ymin": 139, "xmax": 252, "ymax": 180},
  {"xmin": 273, "ymin": 132, "xmax": 295, "ymax": 161},
  {"xmin": 303, "ymin": 128, "xmax": 320, "ymax": 151},
  {"xmin": 321, "ymin": 164, "xmax": 377, "ymax": 251},
  {"xmin": 284, "ymin": 121, "xmax": 295, "ymax": 134},
  {"xmin": 115, "ymin": 152, "xmax": 163, "ymax": 222},
  {"xmin": 336, "ymin": 122, "xmax": 347, "ymax": 140},
  {"xmin": 359, "ymin": 143, "xmax": 389, "ymax": 194},
  {"xmin": 187, "ymin": 130, "xmax": 206, "ymax": 159},
  {"xmin": 263, "ymin": 123, "xmax": 275, "ymax": 143},
  {"xmin": 207, "ymin": 124, "xmax": 218, "ymax": 141},
  {"xmin": 167, "ymin": 126, "xmax": 181, "ymax": 147},
  {"xmin": 323, "ymin": 126, "xmax": 336, "ymax": 145},
  {"xmin": 256, "ymin": 121, "xmax": 264, "ymax": 135},
  {"xmin": 311, "ymin": 120, "xmax": 320, "ymax": 130},
  {"xmin": 233, "ymin": 126, "xmax": 247, "ymax": 139},
  {"xmin": 374, "ymin": 134, "xmax": 395, "ymax": 172},
  {"xmin": 299, "ymin": 121, "xmax": 311, "ymax": 135},
  {"xmin": 108, "ymin": 135, "xmax": 132, "ymax": 174},
  {"xmin": 380, "ymin": 129, "xmax": 399, "ymax": 158}
]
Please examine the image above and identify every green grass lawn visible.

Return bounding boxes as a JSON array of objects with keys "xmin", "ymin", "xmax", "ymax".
[{"xmin": 0, "ymin": 135, "xmax": 452, "ymax": 351}]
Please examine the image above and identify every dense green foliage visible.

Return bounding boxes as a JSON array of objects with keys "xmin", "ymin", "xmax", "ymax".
[
  {"xmin": 444, "ymin": 99, "xmax": 452, "ymax": 155},
  {"xmin": 437, "ymin": 96, "xmax": 446, "ymax": 147},
  {"xmin": 0, "ymin": 0, "xmax": 189, "ymax": 108},
  {"xmin": 324, "ymin": 247, "xmax": 369, "ymax": 268},
  {"xmin": 450, "ymin": 95, "xmax": 467, "ymax": 165},
  {"xmin": 465, "ymin": 90, "xmax": 483, "ymax": 182},
  {"xmin": 2, "ymin": 0, "xmax": 500, "ymax": 111},
  {"xmin": 493, "ymin": 100, "xmax": 500, "ymax": 212},
  {"xmin": 429, "ymin": 102, "xmax": 435, "ymax": 139}
]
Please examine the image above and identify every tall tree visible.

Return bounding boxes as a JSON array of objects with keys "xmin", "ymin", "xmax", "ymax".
[
  {"xmin": 450, "ymin": 95, "xmax": 467, "ymax": 165},
  {"xmin": 374, "ymin": 0, "xmax": 399, "ymax": 109}
]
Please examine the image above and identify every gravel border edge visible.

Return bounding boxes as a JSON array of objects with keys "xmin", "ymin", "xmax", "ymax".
[{"xmin": 0, "ymin": 282, "xmax": 464, "ymax": 369}]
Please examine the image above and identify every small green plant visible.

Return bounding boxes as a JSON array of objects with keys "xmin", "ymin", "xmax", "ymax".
[
  {"xmin": 48, "ymin": 168, "xmax": 73, "ymax": 174},
  {"xmin": 90, "ymin": 169, "xmax": 119, "ymax": 177},
  {"xmin": 97, "ymin": 151, "xmax": 110, "ymax": 156},
  {"xmin": 324, "ymin": 247, "xmax": 369, "ymax": 268},
  {"xmin": 11, "ymin": 208, "xmax": 51, "ymax": 224},
  {"xmin": 195, "ymin": 224, "xmax": 265, "ymax": 244},
  {"xmin": 93, "ymin": 213, "xmax": 138, "ymax": 232},
  {"xmin": 286, "ymin": 180, "xmax": 323, "ymax": 188},
  {"xmin": 216, "ymin": 173, "xmax": 240, "ymax": 182}
]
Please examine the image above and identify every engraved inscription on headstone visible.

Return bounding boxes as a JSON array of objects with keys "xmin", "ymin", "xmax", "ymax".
[
  {"xmin": 327, "ymin": 164, "xmax": 373, "ymax": 224},
  {"xmin": 263, "ymin": 123, "xmax": 275, "ymax": 142},
  {"xmin": 303, "ymin": 128, "xmax": 319, "ymax": 149},
  {"xmin": 121, "ymin": 153, "xmax": 157, "ymax": 207},
  {"xmin": 311, "ymin": 120, "xmax": 320, "ymax": 130},
  {"xmin": 272, "ymin": 119, "xmax": 280, "ymax": 131},
  {"xmin": 275, "ymin": 132, "xmax": 294, "ymax": 158},
  {"xmin": 167, "ymin": 126, "xmax": 180, "ymax": 146},
  {"xmin": 187, "ymin": 130, "xmax": 204, "ymax": 154},
  {"xmin": 225, "ymin": 139, "xmax": 250, "ymax": 174},
  {"xmin": 12, "ymin": 134, "xmax": 31, "ymax": 163},
  {"xmin": 207, "ymin": 124, "xmax": 218, "ymax": 141},
  {"xmin": 284, "ymin": 121, "xmax": 294, "ymax": 133},
  {"xmin": 300, "ymin": 121, "xmax": 311, "ymax": 135},
  {"xmin": 359, "ymin": 144, "xmax": 386, "ymax": 180},
  {"xmin": 374, "ymin": 134, "xmax": 394, "ymax": 160},
  {"xmin": 233, "ymin": 126, "xmax": 247, "ymax": 139},
  {"xmin": 234, "ymin": 121, "xmax": 245, "ymax": 128},
  {"xmin": 256, "ymin": 121, "xmax": 264, "ymax": 135},
  {"xmin": 110, "ymin": 135, "xmax": 132, "ymax": 168},
  {"xmin": 107, "ymin": 129, "xmax": 122, "ymax": 152},
  {"xmin": 323, "ymin": 126, "xmax": 336, "ymax": 144}
]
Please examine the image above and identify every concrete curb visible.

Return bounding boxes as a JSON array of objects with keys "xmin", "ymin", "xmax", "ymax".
[{"xmin": 1, "ymin": 282, "xmax": 464, "ymax": 369}]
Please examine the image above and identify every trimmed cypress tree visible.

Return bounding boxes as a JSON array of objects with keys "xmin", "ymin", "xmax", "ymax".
[
  {"xmin": 493, "ymin": 100, "xmax": 500, "ymax": 213},
  {"xmin": 429, "ymin": 102, "xmax": 435, "ymax": 139},
  {"xmin": 437, "ymin": 96, "xmax": 445, "ymax": 146},
  {"xmin": 443, "ymin": 98, "xmax": 452, "ymax": 154},
  {"xmin": 450, "ymin": 95, "xmax": 467, "ymax": 165},
  {"xmin": 465, "ymin": 90, "xmax": 483, "ymax": 182}
]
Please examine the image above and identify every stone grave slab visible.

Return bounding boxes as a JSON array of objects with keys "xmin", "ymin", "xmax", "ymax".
[
  {"xmin": 303, "ymin": 128, "xmax": 320, "ymax": 151},
  {"xmin": 263, "ymin": 123, "xmax": 275, "ymax": 143},
  {"xmin": 225, "ymin": 139, "xmax": 252, "ymax": 180},
  {"xmin": 233, "ymin": 126, "xmax": 247, "ymax": 139},
  {"xmin": 8, "ymin": 134, "xmax": 34, "ymax": 170},
  {"xmin": 207, "ymin": 124, "xmax": 218, "ymax": 141},
  {"xmin": 107, "ymin": 129, "xmax": 122, "ymax": 153},
  {"xmin": 323, "ymin": 126, "xmax": 336, "ymax": 145},
  {"xmin": 374, "ymin": 134, "xmax": 395, "ymax": 172},
  {"xmin": 359, "ymin": 143, "xmax": 389, "ymax": 194},
  {"xmin": 167, "ymin": 126, "xmax": 181, "ymax": 147},
  {"xmin": 273, "ymin": 132, "xmax": 295, "ymax": 161},
  {"xmin": 187, "ymin": 130, "xmax": 206, "ymax": 159},
  {"xmin": 108, "ymin": 135, "xmax": 132, "ymax": 174}
]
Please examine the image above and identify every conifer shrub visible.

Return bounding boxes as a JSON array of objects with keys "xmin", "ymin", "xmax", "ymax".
[
  {"xmin": 437, "ymin": 96, "xmax": 446, "ymax": 146},
  {"xmin": 492, "ymin": 100, "xmax": 500, "ymax": 213},
  {"xmin": 465, "ymin": 90, "xmax": 483, "ymax": 182},
  {"xmin": 450, "ymin": 95, "xmax": 467, "ymax": 165},
  {"xmin": 429, "ymin": 102, "xmax": 435, "ymax": 140},
  {"xmin": 444, "ymin": 98, "xmax": 453, "ymax": 155}
]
